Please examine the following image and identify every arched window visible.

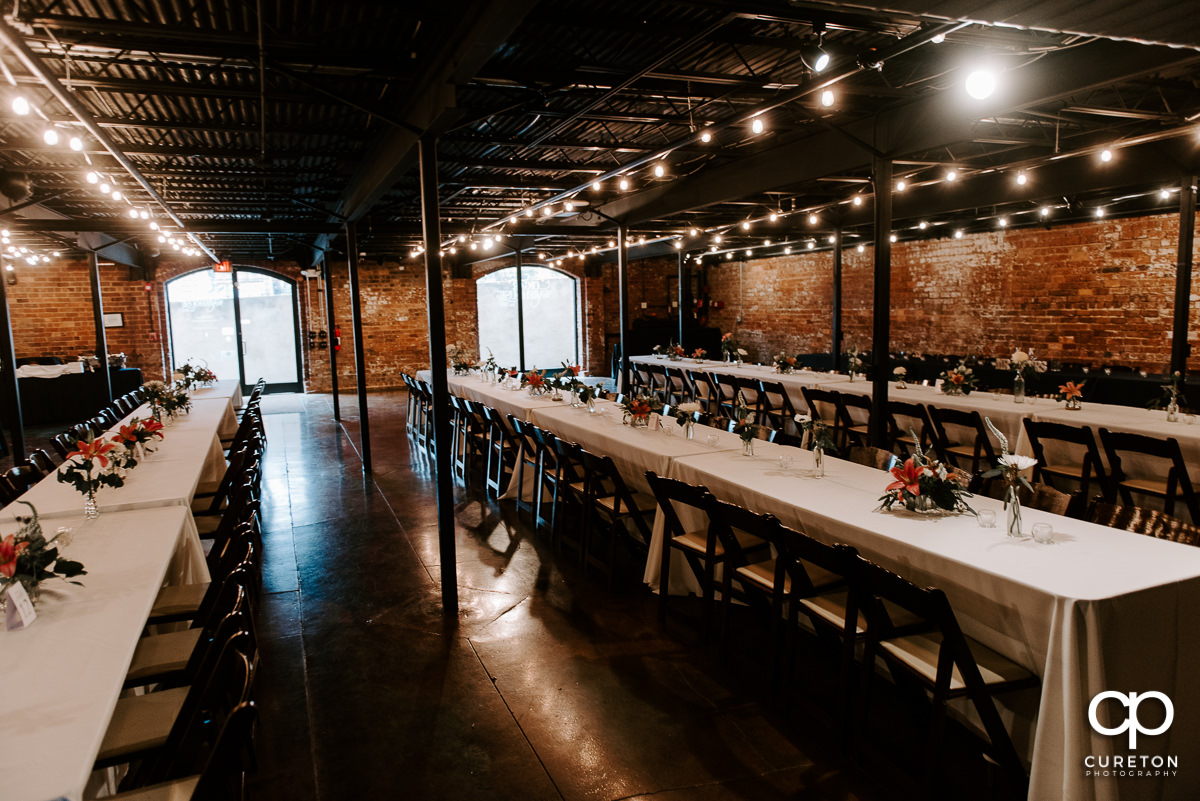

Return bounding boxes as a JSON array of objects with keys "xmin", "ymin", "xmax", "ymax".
[{"xmin": 476, "ymin": 265, "xmax": 579, "ymax": 370}]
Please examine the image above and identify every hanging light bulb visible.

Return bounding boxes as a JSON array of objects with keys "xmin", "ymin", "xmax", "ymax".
[
  {"xmin": 852, "ymin": 195, "xmax": 863, "ymax": 207},
  {"xmin": 140, "ymin": 210, "xmax": 149, "ymax": 219},
  {"xmin": 1094, "ymin": 207, "xmax": 1105, "ymax": 218},
  {"xmin": 945, "ymin": 169, "xmax": 957, "ymax": 182},
  {"xmin": 158, "ymin": 235, "xmax": 166, "ymax": 243},
  {"xmin": 857, "ymin": 244, "xmax": 865, "ymax": 253},
  {"xmin": 964, "ymin": 69, "xmax": 997, "ymax": 100},
  {"xmin": 653, "ymin": 164, "xmax": 665, "ymax": 178},
  {"xmin": 784, "ymin": 246, "xmax": 792, "ymax": 255},
  {"xmin": 619, "ymin": 178, "xmax": 630, "ymax": 191},
  {"xmin": 1040, "ymin": 206, "xmax": 1051, "ymax": 217},
  {"xmin": 12, "ymin": 95, "xmax": 29, "ymax": 115},
  {"xmin": 673, "ymin": 239, "xmax": 683, "ymax": 249},
  {"xmin": 688, "ymin": 228, "xmax": 698, "ymax": 237},
  {"xmin": 1100, "ymin": 149, "xmax": 1113, "ymax": 162},
  {"xmin": 889, "ymin": 233, "xmax": 897, "ymax": 243},
  {"xmin": 820, "ymin": 90, "xmax": 834, "ymax": 107},
  {"xmin": 592, "ymin": 181, "xmax": 601, "ymax": 191},
  {"xmin": 700, "ymin": 130, "xmax": 712, "ymax": 143},
  {"xmin": 150, "ymin": 221, "xmax": 159, "ymax": 230},
  {"xmin": 751, "ymin": 117, "xmax": 765, "ymax": 135},
  {"xmin": 128, "ymin": 208, "xmax": 139, "ymax": 218},
  {"xmin": 741, "ymin": 220, "xmax": 751, "ymax": 230},
  {"xmin": 713, "ymin": 234, "xmax": 723, "ymax": 243},
  {"xmin": 69, "ymin": 136, "xmax": 83, "ymax": 151},
  {"xmin": 918, "ymin": 221, "xmax": 928, "ymax": 230},
  {"xmin": 768, "ymin": 212, "xmax": 778, "ymax": 222},
  {"xmin": 111, "ymin": 190, "xmax": 122, "ymax": 200},
  {"xmin": 807, "ymin": 241, "xmax": 815, "ymax": 250},
  {"xmin": 43, "ymin": 127, "xmax": 59, "ymax": 146},
  {"xmin": 1161, "ymin": 188, "xmax": 1171, "ymax": 200},
  {"xmin": 954, "ymin": 229, "xmax": 964, "ymax": 238},
  {"xmin": 99, "ymin": 182, "xmax": 110, "ymax": 193},
  {"xmin": 808, "ymin": 214, "xmax": 818, "ymax": 225},
  {"xmin": 1016, "ymin": 171, "xmax": 1028, "ymax": 186},
  {"xmin": 86, "ymin": 172, "xmax": 99, "ymax": 184},
  {"xmin": 896, "ymin": 180, "xmax": 906, "ymax": 192},
  {"xmin": 998, "ymin": 217, "xmax": 1008, "ymax": 227}
]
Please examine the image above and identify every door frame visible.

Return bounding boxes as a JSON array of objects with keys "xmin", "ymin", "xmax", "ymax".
[{"xmin": 165, "ymin": 266, "xmax": 304, "ymax": 394}]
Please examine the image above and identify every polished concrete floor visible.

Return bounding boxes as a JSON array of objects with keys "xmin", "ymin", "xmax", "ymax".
[{"xmin": 244, "ymin": 391, "xmax": 1009, "ymax": 801}]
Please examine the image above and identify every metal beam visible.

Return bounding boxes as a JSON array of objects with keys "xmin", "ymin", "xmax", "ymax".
[
  {"xmin": 344, "ymin": 223, "xmax": 371, "ymax": 472},
  {"xmin": 617, "ymin": 225, "xmax": 630, "ymax": 393},
  {"xmin": 88, "ymin": 251, "xmax": 113, "ymax": 405},
  {"xmin": 869, "ymin": 157, "xmax": 891, "ymax": 450},
  {"xmin": 832, "ymin": 227, "xmax": 843, "ymax": 372},
  {"xmin": 322, "ymin": 257, "xmax": 340, "ymax": 421},
  {"xmin": 1172, "ymin": 175, "xmax": 1197, "ymax": 375},
  {"xmin": 596, "ymin": 39, "xmax": 1200, "ymax": 226},
  {"xmin": 418, "ymin": 137, "xmax": 458, "ymax": 618},
  {"xmin": 0, "ymin": 267, "xmax": 24, "ymax": 461}
]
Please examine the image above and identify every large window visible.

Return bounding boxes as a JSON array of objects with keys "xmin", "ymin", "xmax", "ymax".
[{"xmin": 476, "ymin": 266, "xmax": 579, "ymax": 370}]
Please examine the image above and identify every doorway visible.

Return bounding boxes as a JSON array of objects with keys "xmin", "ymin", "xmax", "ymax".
[{"xmin": 165, "ymin": 267, "xmax": 303, "ymax": 393}]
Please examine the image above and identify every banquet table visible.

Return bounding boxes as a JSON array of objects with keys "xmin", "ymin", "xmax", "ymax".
[
  {"xmin": 654, "ymin": 446, "xmax": 1200, "ymax": 801},
  {"xmin": 417, "ymin": 370, "xmax": 566, "ymax": 422},
  {"xmin": 0, "ymin": 505, "xmax": 197, "ymax": 801}
]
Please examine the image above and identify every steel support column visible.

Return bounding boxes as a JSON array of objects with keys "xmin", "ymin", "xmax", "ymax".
[
  {"xmin": 869, "ymin": 158, "xmax": 892, "ymax": 449},
  {"xmin": 419, "ymin": 137, "xmax": 458, "ymax": 617},
  {"xmin": 677, "ymin": 250, "xmax": 686, "ymax": 345},
  {"xmin": 516, "ymin": 244, "xmax": 526, "ymax": 372},
  {"xmin": 322, "ymin": 258, "xmax": 340, "ymax": 420},
  {"xmin": 1171, "ymin": 175, "xmax": 1197, "ymax": 376},
  {"xmin": 832, "ymin": 227, "xmax": 843, "ymax": 373},
  {"xmin": 345, "ymin": 223, "xmax": 372, "ymax": 472},
  {"xmin": 0, "ymin": 271, "xmax": 23, "ymax": 460},
  {"xmin": 617, "ymin": 225, "xmax": 630, "ymax": 392},
  {"xmin": 89, "ymin": 251, "xmax": 113, "ymax": 404}
]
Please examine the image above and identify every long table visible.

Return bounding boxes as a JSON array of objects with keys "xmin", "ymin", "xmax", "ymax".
[
  {"xmin": 0, "ymin": 505, "xmax": 196, "ymax": 801},
  {"xmin": 655, "ymin": 447, "xmax": 1200, "ymax": 801}
]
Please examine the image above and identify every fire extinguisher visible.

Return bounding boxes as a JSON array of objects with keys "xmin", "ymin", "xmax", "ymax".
[{"xmin": 334, "ymin": 326, "xmax": 341, "ymax": 351}]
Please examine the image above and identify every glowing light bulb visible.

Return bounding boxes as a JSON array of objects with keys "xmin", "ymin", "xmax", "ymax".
[
  {"xmin": 751, "ymin": 117, "xmax": 764, "ymax": 134},
  {"xmin": 808, "ymin": 214, "xmax": 818, "ymax": 225},
  {"xmin": 158, "ymin": 235, "xmax": 166, "ymax": 243},
  {"xmin": 889, "ymin": 233, "xmax": 897, "ymax": 243},
  {"xmin": 69, "ymin": 136, "xmax": 83, "ymax": 151},
  {"xmin": 769, "ymin": 213, "xmax": 778, "ymax": 222},
  {"xmin": 726, "ymin": 252, "xmax": 733, "ymax": 260},
  {"xmin": 128, "ymin": 208, "xmax": 139, "ymax": 218},
  {"xmin": 820, "ymin": 90, "xmax": 834, "ymax": 107},
  {"xmin": 807, "ymin": 241, "xmax": 814, "ymax": 250},
  {"xmin": 43, "ymin": 128, "xmax": 59, "ymax": 146},
  {"xmin": 741, "ymin": 221, "xmax": 750, "ymax": 230},
  {"xmin": 607, "ymin": 240, "xmax": 615, "ymax": 248},
  {"xmin": 619, "ymin": 178, "xmax": 630, "ymax": 191},
  {"xmin": 1040, "ymin": 206, "xmax": 1050, "ymax": 217},
  {"xmin": 86, "ymin": 172, "xmax": 98, "ymax": 184},
  {"xmin": 140, "ymin": 210, "xmax": 149, "ymax": 219},
  {"xmin": 99, "ymin": 183, "xmax": 110, "ymax": 193},
  {"xmin": 827, "ymin": 235, "xmax": 836, "ymax": 244},
  {"xmin": 542, "ymin": 205, "xmax": 553, "ymax": 217},
  {"xmin": 954, "ymin": 229, "xmax": 964, "ymax": 238},
  {"xmin": 852, "ymin": 196, "xmax": 862, "ymax": 206},
  {"xmin": 111, "ymin": 190, "xmax": 122, "ymax": 200},
  {"xmin": 713, "ymin": 234, "xmax": 722, "ymax": 244},
  {"xmin": 965, "ymin": 69, "xmax": 997, "ymax": 100},
  {"xmin": 673, "ymin": 240, "xmax": 683, "ymax": 249},
  {"xmin": 896, "ymin": 180, "xmax": 906, "ymax": 192},
  {"xmin": 857, "ymin": 244, "xmax": 865, "ymax": 253},
  {"xmin": 1095, "ymin": 207, "xmax": 1105, "ymax": 217},
  {"xmin": 12, "ymin": 96, "xmax": 29, "ymax": 115},
  {"xmin": 932, "ymin": 33, "xmax": 945, "ymax": 44},
  {"xmin": 1016, "ymin": 171, "xmax": 1027, "ymax": 186},
  {"xmin": 688, "ymin": 228, "xmax": 698, "ymax": 237},
  {"xmin": 945, "ymin": 170, "xmax": 957, "ymax": 182},
  {"xmin": 784, "ymin": 247, "xmax": 792, "ymax": 254},
  {"xmin": 1161, "ymin": 188, "xmax": 1171, "ymax": 200},
  {"xmin": 1100, "ymin": 149, "xmax": 1113, "ymax": 162},
  {"xmin": 563, "ymin": 201, "xmax": 574, "ymax": 212},
  {"xmin": 592, "ymin": 181, "xmax": 601, "ymax": 191},
  {"xmin": 998, "ymin": 217, "xmax": 1008, "ymax": 227},
  {"xmin": 700, "ymin": 130, "xmax": 712, "ymax": 143},
  {"xmin": 653, "ymin": 164, "xmax": 664, "ymax": 178}
]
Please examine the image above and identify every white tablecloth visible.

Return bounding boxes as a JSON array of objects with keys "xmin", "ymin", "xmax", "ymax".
[
  {"xmin": 0, "ymin": 505, "xmax": 196, "ymax": 801},
  {"xmin": 16, "ymin": 362, "xmax": 84, "ymax": 379},
  {"xmin": 631, "ymin": 355, "xmax": 850, "ymax": 411},
  {"xmin": 658, "ymin": 448, "xmax": 1200, "ymax": 801},
  {"xmin": 417, "ymin": 370, "xmax": 565, "ymax": 423},
  {"xmin": 190, "ymin": 378, "xmax": 244, "ymax": 415}
]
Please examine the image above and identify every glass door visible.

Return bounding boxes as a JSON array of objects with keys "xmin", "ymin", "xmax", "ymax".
[{"xmin": 166, "ymin": 267, "xmax": 302, "ymax": 393}]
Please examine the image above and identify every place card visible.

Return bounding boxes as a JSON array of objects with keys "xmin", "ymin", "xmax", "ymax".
[
  {"xmin": 6, "ymin": 582, "xmax": 37, "ymax": 631},
  {"xmin": 649, "ymin": 412, "xmax": 662, "ymax": 430}
]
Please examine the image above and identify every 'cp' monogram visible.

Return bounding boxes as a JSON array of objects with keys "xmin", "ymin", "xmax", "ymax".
[{"xmin": 1088, "ymin": 691, "xmax": 1174, "ymax": 749}]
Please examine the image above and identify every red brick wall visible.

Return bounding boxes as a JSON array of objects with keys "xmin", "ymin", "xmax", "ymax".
[
  {"xmin": 704, "ymin": 212, "xmax": 1200, "ymax": 372},
  {"xmin": 4, "ymin": 211, "xmax": 1195, "ymax": 396}
]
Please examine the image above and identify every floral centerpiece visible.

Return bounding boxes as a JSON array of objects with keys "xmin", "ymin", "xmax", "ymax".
[
  {"xmin": 980, "ymin": 418, "xmax": 1037, "ymax": 537},
  {"xmin": 773, "ymin": 353, "xmax": 798, "ymax": 374},
  {"xmin": 894, "ymin": 366, "xmax": 907, "ymax": 389},
  {"xmin": 939, "ymin": 362, "xmax": 977, "ymax": 395},
  {"xmin": 877, "ymin": 436, "xmax": 974, "ymax": 515},
  {"xmin": 671, "ymin": 401, "xmax": 702, "ymax": 439},
  {"xmin": 1010, "ymin": 349, "xmax": 1032, "ymax": 403},
  {"xmin": 1148, "ymin": 371, "xmax": 1186, "ymax": 421},
  {"xmin": 521, "ymin": 369, "xmax": 548, "ymax": 395},
  {"xmin": 691, "ymin": 348, "xmax": 707, "ymax": 360},
  {"xmin": 1, "ymin": 501, "xmax": 86, "ymax": 606},
  {"xmin": 56, "ymin": 434, "xmax": 126, "ymax": 518},
  {"xmin": 175, "ymin": 361, "xmax": 217, "ymax": 391},
  {"xmin": 669, "ymin": 343, "xmax": 685, "ymax": 360},
  {"xmin": 163, "ymin": 381, "xmax": 192, "ymax": 419},
  {"xmin": 142, "ymin": 379, "xmax": 170, "ymax": 420},
  {"xmin": 111, "ymin": 417, "xmax": 165, "ymax": 462},
  {"xmin": 482, "ymin": 350, "xmax": 500, "ymax": 382},
  {"xmin": 794, "ymin": 413, "xmax": 837, "ymax": 476},
  {"xmin": 1057, "ymin": 381, "xmax": 1084, "ymax": 410},
  {"xmin": 846, "ymin": 348, "xmax": 865, "ymax": 381},
  {"xmin": 621, "ymin": 394, "xmax": 662, "ymax": 427},
  {"xmin": 447, "ymin": 343, "xmax": 477, "ymax": 375},
  {"xmin": 555, "ymin": 362, "xmax": 583, "ymax": 403},
  {"xmin": 720, "ymin": 332, "xmax": 739, "ymax": 361},
  {"xmin": 732, "ymin": 392, "xmax": 758, "ymax": 455}
]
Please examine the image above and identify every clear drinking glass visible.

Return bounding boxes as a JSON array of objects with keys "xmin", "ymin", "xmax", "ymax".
[
  {"xmin": 1032, "ymin": 522, "xmax": 1054, "ymax": 544},
  {"xmin": 977, "ymin": 510, "xmax": 997, "ymax": 528}
]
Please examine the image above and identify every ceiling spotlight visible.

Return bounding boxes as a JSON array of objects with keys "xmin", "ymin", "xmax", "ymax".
[
  {"xmin": 1161, "ymin": 188, "xmax": 1171, "ymax": 200},
  {"xmin": 12, "ymin": 95, "xmax": 29, "ymax": 115},
  {"xmin": 820, "ymin": 90, "xmax": 834, "ymax": 107},
  {"xmin": 619, "ymin": 178, "xmax": 630, "ymax": 191},
  {"xmin": 945, "ymin": 169, "xmax": 957, "ymax": 182},
  {"xmin": 800, "ymin": 26, "xmax": 831, "ymax": 74},
  {"xmin": 931, "ymin": 33, "xmax": 946, "ymax": 44},
  {"xmin": 1100, "ymin": 149, "xmax": 1113, "ymax": 162},
  {"xmin": 653, "ymin": 164, "xmax": 665, "ymax": 178},
  {"xmin": 1016, "ymin": 171, "xmax": 1028, "ymax": 186},
  {"xmin": 1040, "ymin": 206, "xmax": 1051, "ymax": 217},
  {"xmin": 896, "ymin": 180, "xmax": 906, "ymax": 192},
  {"xmin": 964, "ymin": 69, "xmax": 997, "ymax": 100},
  {"xmin": 751, "ymin": 117, "xmax": 765, "ymax": 135},
  {"xmin": 808, "ymin": 214, "xmax": 818, "ymax": 225},
  {"xmin": 954, "ymin": 229, "xmax": 964, "ymax": 238},
  {"xmin": 700, "ymin": 130, "xmax": 712, "ymax": 143},
  {"xmin": 69, "ymin": 136, "xmax": 83, "ymax": 151},
  {"xmin": 852, "ymin": 195, "xmax": 863, "ymax": 207}
]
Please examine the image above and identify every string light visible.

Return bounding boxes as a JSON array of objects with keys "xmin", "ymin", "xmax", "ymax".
[
  {"xmin": 820, "ymin": 90, "xmax": 834, "ymax": 107},
  {"xmin": 619, "ymin": 178, "xmax": 630, "ymax": 191},
  {"xmin": 69, "ymin": 137, "xmax": 83, "ymax": 151},
  {"xmin": 751, "ymin": 117, "xmax": 764, "ymax": 135},
  {"xmin": 768, "ymin": 213, "xmax": 777, "ymax": 222},
  {"xmin": 11, "ymin": 96, "xmax": 29, "ymax": 115},
  {"xmin": 653, "ymin": 164, "xmax": 665, "ymax": 178},
  {"xmin": 1100, "ymin": 149, "xmax": 1113, "ymax": 163},
  {"xmin": 42, "ymin": 128, "xmax": 58, "ymax": 146},
  {"xmin": 1016, "ymin": 171, "xmax": 1027, "ymax": 186},
  {"xmin": 1040, "ymin": 206, "xmax": 1051, "ymax": 217},
  {"xmin": 945, "ymin": 169, "xmax": 958, "ymax": 182},
  {"xmin": 896, "ymin": 180, "xmax": 906, "ymax": 192},
  {"xmin": 852, "ymin": 196, "xmax": 863, "ymax": 207},
  {"xmin": 592, "ymin": 181, "xmax": 601, "ymax": 191},
  {"xmin": 954, "ymin": 229, "xmax": 964, "ymax": 238},
  {"xmin": 808, "ymin": 214, "xmax": 818, "ymax": 225},
  {"xmin": 688, "ymin": 228, "xmax": 698, "ymax": 237},
  {"xmin": 700, "ymin": 130, "xmax": 712, "ymax": 143}
]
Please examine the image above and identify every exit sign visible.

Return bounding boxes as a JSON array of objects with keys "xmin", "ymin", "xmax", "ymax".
[{"xmin": 213, "ymin": 260, "xmax": 231, "ymax": 273}]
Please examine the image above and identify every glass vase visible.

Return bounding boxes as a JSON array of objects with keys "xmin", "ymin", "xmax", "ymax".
[
  {"xmin": 1065, "ymin": 395, "xmax": 1082, "ymax": 411},
  {"xmin": 84, "ymin": 489, "xmax": 99, "ymax": 520},
  {"xmin": 685, "ymin": 420, "xmax": 695, "ymax": 440},
  {"xmin": 587, "ymin": 396, "xmax": 596, "ymax": 413},
  {"xmin": 896, "ymin": 379, "xmax": 907, "ymax": 390},
  {"xmin": 1005, "ymin": 483, "xmax": 1022, "ymax": 538},
  {"xmin": 1013, "ymin": 374, "xmax": 1026, "ymax": 404},
  {"xmin": 742, "ymin": 438, "xmax": 754, "ymax": 456},
  {"xmin": 1167, "ymin": 398, "xmax": 1180, "ymax": 422},
  {"xmin": 813, "ymin": 446, "xmax": 824, "ymax": 478}
]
